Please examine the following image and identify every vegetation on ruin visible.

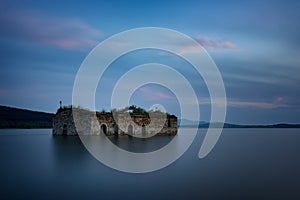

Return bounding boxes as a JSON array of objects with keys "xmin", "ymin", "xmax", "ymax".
[{"xmin": 56, "ymin": 104, "xmax": 176, "ymax": 117}]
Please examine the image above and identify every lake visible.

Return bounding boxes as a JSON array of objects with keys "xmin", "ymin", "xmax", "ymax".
[{"xmin": 0, "ymin": 128, "xmax": 299, "ymax": 199}]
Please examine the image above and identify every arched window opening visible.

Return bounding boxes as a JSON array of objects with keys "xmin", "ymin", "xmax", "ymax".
[{"xmin": 101, "ymin": 124, "xmax": 107, "ymax": 135}]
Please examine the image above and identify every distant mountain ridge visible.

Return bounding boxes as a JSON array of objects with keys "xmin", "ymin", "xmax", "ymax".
[
  {"xmin": 0, "ymin": 105, "xmax": 54, "ymax": 128},
  {"xmin": 179, "ymin": 118, "xmax": 300, "ymax": 128}
]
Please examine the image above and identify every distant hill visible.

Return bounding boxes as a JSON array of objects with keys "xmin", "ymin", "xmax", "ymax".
[
  {"xmin": 179, "ymin": 119, "xmax": 300, "ymax": 128},
  {"xmin": 0, "ymin": 105, "xmax": 54, "ymax": 128}
]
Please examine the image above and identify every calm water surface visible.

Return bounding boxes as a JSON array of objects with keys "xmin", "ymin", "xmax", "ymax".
[{"xmin": 0, "ymin": 128, "xmax": 299, "ymax": 200}]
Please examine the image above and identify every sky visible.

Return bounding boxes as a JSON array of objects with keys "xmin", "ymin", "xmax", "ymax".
[{"xmin": 0, "ymin": 0, "xmax": 300, "ymax": 124}]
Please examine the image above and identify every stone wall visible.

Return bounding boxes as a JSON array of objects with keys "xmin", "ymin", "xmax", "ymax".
[
  {"xmin": 117, "ymin": 113, "xmax": 177, "ymax": 136},
  {"xmin": 53, "ymin": 109, "xmax": 177, "ymax": 136},
  {"xmin": 52, "ymin": 109, "xmax": 77, "ymax": 135}
]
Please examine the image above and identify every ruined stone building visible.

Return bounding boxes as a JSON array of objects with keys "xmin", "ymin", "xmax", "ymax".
[{"xmin": 52, "ymin": 108, "xmax": 178, "ymax": 136}]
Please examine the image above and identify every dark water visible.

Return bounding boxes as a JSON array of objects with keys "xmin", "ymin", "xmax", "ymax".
[{"xmin": 0, "ymin": 129, "xmax": 299, "ymax": 200}]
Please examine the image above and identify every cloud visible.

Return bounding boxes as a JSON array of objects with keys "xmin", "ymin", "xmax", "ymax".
[
  {"xmin": 273, "ymin": 96, "xmax": 300, "ymax": 106},
  {"xmin": 138, "ymin": 87, "xmax": 174, "ymax": 101},
  {"xmin": 275, "ymin": 97, "xmax": 284, "ymax": 102},
  {"xmin": 173, "ymin": 36, "xmax": 238, "ymax": 55},
  {"xmin": 195, "ymin": 37, "xmax": 237, "ymax": 50},
  {"xmin": 198, "ymin": 97, "xmax": 288, "ymax": 109},
  {"xmin": 0, "ymin": 10, "xmax": 102, "ymax": 51}
]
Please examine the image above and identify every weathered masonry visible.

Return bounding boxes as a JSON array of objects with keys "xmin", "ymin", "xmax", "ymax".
[{"xmin": 52, "ymin": 108, "xmax": 178, "ymax": 136}]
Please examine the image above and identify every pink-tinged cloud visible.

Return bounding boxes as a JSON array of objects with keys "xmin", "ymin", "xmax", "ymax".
[
  {"xmin": 273, "ymin": 96, "xmax": 300, "ymax": 105},
  {"xmin": 275, "ymin": 97, "xmax": 284, "ymax": 102},
  {"xmin": 195, "ymin": 37, "xmax": 237, "ymax": 50},
  {"xmin": 174, "ymin": 36, "xmax": 238, "ymax": 55},
  {"xmin": 138, "ymin": 87, "xmax": 174, "ymax": 101},
  {"xmin": 0, "ymin": 10, "xmax": 102, "ymax": 51}
]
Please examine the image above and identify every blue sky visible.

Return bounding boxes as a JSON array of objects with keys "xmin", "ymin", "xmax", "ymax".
[{"xmin": 0, "ymin": 0, "xmax": 300, "ymax": 124}]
